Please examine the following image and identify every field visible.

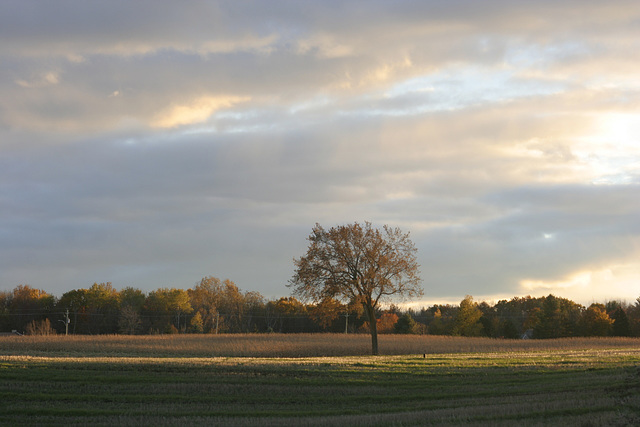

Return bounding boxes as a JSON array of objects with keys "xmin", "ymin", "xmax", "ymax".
[{"xmin": 1, "ymin": 334, "xmax": 639, "ymax": 426}]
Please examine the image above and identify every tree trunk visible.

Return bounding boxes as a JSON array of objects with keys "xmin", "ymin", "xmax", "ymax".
[{"xmin": 365, "ymin": 303, "xmax": 379, "ymax": 355}]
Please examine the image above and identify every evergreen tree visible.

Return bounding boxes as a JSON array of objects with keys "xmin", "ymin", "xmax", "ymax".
[
  {"xmin": 534, "ymin": 295, "xmax": 562, "ymax": 338},
  {"xmin": 394, "ymin": 313, "xmax": 417, "ymax": 334},
  {"xmin": 611, "ymin": 307, "xmax": 631, "ymax": 337},
  {"xmin": 501, "ymin": 320, "xmax": 520, "ymax": 339}
]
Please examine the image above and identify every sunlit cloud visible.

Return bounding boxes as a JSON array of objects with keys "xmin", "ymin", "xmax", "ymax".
[
  {"xmin": 363, "ymin": 57, "xmax": 413, "ymax": 87},
  {"xmin": 521, "ymin": 272, "xmax": 593, "ymax": 291},
  {"xmin": 577, "ymin": 112, "xmax": 640, "ymax": 184},
  {"xmin": 151, "ymin": 96, "xmax": 251, "ymax": 129},
  {"xmin": 520, "ymin": 263, "xmax": 640, "ymax": 303}
]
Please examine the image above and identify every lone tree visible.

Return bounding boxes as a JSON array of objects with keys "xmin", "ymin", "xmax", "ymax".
[{"xmin": 289, "ymin": 222, "xmax": 422, "ymax": 355}]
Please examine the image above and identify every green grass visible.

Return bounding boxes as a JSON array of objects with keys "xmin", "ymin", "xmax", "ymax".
[{"xmin": 1, "ymin": 336, "xmax": 639, "ymax": 425}]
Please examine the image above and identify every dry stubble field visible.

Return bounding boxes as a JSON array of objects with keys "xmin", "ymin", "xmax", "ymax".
[{"xmin": 1, "ymin": 334, "xmax": 639, "ymax": 426}]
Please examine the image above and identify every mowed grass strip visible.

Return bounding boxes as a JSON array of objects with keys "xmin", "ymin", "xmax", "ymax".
[{"xmin": 1, "ymin": 347, "xmax": 639, "ymax": 426}]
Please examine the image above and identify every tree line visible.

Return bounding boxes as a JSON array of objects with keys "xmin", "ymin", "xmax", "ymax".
[
  {"xmin": 412, "ymin": 294, "xmax": 637, "ymax": 338},
  {"xmin": 1, "ymin": 281, "xmax": 638, "ymax": 338}
]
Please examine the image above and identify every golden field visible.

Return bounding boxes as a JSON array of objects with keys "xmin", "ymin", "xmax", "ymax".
[{"xmin": 1, "ymin": 333, "xmax": 639, "ymax": 358}]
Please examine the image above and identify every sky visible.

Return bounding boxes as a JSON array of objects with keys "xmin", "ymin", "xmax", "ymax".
[{"xmin": 1, "ymin": 1, "xmax": 640, "ymax": 306}]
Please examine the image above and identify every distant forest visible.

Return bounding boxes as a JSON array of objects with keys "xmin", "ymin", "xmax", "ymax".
[{"xmin": 1, "ymin": 277, "xmax": 638, "ymax": 338}]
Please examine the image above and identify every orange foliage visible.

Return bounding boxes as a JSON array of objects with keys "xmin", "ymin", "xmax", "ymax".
[{"xmin": 377, "ymin": 312, "xmax": 399, "ymax": 334}]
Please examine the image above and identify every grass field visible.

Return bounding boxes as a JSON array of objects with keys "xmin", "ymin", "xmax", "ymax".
[{"xmin": 1, "ymin": 334, "xmax": 639, "ymax": 426}]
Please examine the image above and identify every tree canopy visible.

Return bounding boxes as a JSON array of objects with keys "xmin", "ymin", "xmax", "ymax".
[{"xmin": 289, "ymin": 221, "xmax": 423, "ymax": 354}]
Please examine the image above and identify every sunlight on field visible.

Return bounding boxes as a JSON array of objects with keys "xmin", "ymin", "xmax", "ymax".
[
  {"xmin": 2, "ymin": 346, "xmax": 639, "ymax": 371},
  {"xmin": 1, "ymin": 333, "xmax": 638, "ymax": 358}
]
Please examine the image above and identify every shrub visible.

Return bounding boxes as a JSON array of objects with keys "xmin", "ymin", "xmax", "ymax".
[{"xmin": 25, "ymin": 319, "xmax": 56, "ymax": 336}]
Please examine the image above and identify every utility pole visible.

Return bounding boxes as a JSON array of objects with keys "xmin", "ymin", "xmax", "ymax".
[
  {"xmin": 215, "ymin": 311, "xmax": 220, "ymax": 334},
  {"xmin": 344, "ymin": 312, "xmax": 349, "ymax": 334}
]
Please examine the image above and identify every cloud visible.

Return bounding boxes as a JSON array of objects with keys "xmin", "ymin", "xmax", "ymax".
[
  {"xmin": 1, "ymin": 1, "xmax": 640, "ymax": 304},
  {"xmin": 3, "ymin": 1, "xmax": 640, "ymax": 138},
  {"xmin": 150, "ymin": 96, "xmax": 251, "ymax": 128},
  {"xmin": 520, "ymin": 263, "xmax": 640, "ymax": 303},
  {"xmin": 15, "ymin": 71, "xmax": 60, "ymax": 88}
]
